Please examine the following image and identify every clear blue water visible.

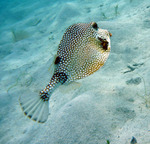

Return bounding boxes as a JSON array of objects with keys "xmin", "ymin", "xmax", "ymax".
[{"xmin": 0, "ymin": 0, "xmax": 150, "ymax": 143}]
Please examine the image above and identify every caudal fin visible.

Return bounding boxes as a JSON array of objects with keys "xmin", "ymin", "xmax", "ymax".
[{"xmin": 19, "ymin": 92, "xmax": 49, "ymax": 123}]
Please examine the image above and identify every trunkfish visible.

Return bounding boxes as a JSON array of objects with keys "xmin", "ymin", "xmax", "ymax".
[{"xmin": 19, "ymin": 22, "xmax": 112, "ymax": 123}]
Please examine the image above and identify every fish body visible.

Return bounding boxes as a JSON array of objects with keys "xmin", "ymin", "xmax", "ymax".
[{"xmin": 19, "ymin": 22, "xmax": 111, "ymax": 123}]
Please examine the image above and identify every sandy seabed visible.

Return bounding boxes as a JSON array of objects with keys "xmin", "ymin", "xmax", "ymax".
[{"xmin": 0, "ymin": 0, "xmax": 150, "ymax": 143}]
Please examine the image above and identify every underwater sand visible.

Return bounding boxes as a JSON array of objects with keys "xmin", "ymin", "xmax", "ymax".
[{"xmin": 0, "ymin": 0, "xmax": 150, "ymax": 143}]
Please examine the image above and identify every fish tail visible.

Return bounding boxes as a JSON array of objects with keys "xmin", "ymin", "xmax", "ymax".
[
  {"xmin": 19, "ymin": 91, "xmax": 50, "ymax": 123},
  {"xmin": 19, "ymin": 76, "xmax": 55, "ymax": 123},
  {"xmin": 19, "ymin": 72, "xmax": 67, "ymax": 123}
]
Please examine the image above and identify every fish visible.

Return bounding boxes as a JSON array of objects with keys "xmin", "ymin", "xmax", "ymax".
[{"xmin": 19, "ymin": 22, "xmax": 112, "ymax": 123}]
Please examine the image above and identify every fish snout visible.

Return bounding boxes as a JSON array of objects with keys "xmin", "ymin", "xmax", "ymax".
[{"xmin": 109, "ymin": 32, "xmax": 112, "ymax": 37}]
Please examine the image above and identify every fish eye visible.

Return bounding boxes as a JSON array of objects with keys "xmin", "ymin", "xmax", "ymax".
[{"xmin": 92, "ymin": 22, "xmax": 98, "ymax": 30}]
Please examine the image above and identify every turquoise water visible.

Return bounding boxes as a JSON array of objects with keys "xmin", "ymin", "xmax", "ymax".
[{"xmin": 0, "ymin": 0, "xmax": 150, "ymax": 143}]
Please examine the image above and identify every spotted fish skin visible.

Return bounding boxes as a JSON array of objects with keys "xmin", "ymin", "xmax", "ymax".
[
  {"xmin": 40, "ymin": 22, "xmax": 111, "ymax": 96},
  {"xmin": 56, "ymin": 22, "xmax": 111, "ymax": 81},
  {"xmin": 19, "ymin": 22, "xmax": 111, "ymax": 123}
]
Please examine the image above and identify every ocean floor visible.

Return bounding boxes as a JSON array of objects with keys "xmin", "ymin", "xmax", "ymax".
[{"xmin": 0, "ymin": 0, "xmax": 150, "ymax": 144}]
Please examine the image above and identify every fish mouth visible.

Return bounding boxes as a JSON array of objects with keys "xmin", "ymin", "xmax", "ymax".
[
  {"xmin": 109, "ymin": 32, "xmax": 112, "ymax": 37},
  {"xmin": 98, "ymin": 37, "xmax": 109, "ymax": 51}
]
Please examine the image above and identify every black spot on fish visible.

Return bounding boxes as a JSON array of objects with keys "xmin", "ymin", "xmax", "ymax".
[
  {"xmin": 28, "ymin": 115, "xmax": 32, "ymax": 118},
  {"xmin": 24, "ymin": 112, "xmax": 27, "ymax": 115},
  {"xmin": 55, "ymin": 56, "xmax": 61, "ymax": 64},
  {"xmin": 98, "ymin": 37, "xmax": 108, "ymax": 51},
  {"xmin": 55, "ymin": 72, "xmax": 68, "ymax": 84},
  {"xmin": 38, "ymin": 120, "xmax": 45, "ymax": 123},
  {"xmin": 92, "ymin": 22, "xmax": 98, "ymax": 30},
  {"xmin": 33, "ymin": 118, "xmax": 37, "ymax": 121},
  {"xmin": 40, "ymin": 93, "xmax": 49, "ymax": 101}
]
